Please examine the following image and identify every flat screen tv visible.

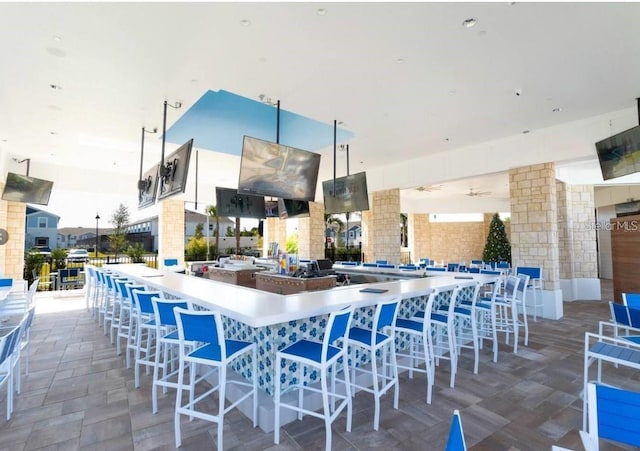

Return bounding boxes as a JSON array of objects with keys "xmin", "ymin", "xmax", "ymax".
[
  {"xmin": 1, "ymin": 172, "xmax": 53, "ymax": 205},
  {"xmin": 215, "ymin": 187, "xmax": 266, "ymax": 219},
  {"xmin": 237, "ymin": 135, "xmax": 321, "ymax": 201},
  {"xmin": 615, "ymin": 200, "xmax": 640, "ymax": 218},
  {"xmin": 596, "ymin": 125, "xmax": 640, "ymax": 181},
  {"xmin": 157, "ymin": 138, "xmax": 194, "ymax": 201},
  {"xmin": 137, "ymin": 163, "xmax": 160, "ymax": 209},
  {"xmin": 278, "ymin": 198, "xmax": 310, "ymax": 219},
  {"xmin": 265, "ymin": 200, "xmax": 279, "ymax": 218},
  {"xmin": 322, "ymin": 171, "xmax": 370, "ymax": 214}
]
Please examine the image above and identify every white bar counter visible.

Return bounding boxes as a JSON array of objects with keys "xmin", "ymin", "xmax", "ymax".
[{"xmin": 107, "ymin": 263, "xmax": 495, "ymax": 328}]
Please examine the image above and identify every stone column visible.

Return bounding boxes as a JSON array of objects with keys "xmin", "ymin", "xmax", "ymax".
[
  {"xmin": 556, "ymin": 181, "xmax": 599, "ymax": 301},
  {"xmin": 158, "ymin": 199, "xmax": 185, "ymax": 269},
  {"xmin": 361, "ymin": 189, "xmax": 401, "ymax": 264},
  {"xmin": 509, "ymin": 162, "xmax": 562, "ymax": 319},
  {"xmin": 263, "ymin": 217, "xmax": 287, "ymax": 256},
  {"xmin": 408, "ymin": 213, "xmax": 431, "ymax": 264},
  {"xmin": 0, "ymin": 193, "xmax": 26, "ymax": 279},
  {"xmin": 297, "ymin": 202, "xmax": 325, "ymax": 260}
]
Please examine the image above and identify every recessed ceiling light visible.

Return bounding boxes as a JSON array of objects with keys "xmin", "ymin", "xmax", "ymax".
[
  {"xmin": 190, "ymin": 79, "xmax": 198, "ymax": 83},
  {"xmin": 445, "ymin": 138, "xmax": 450, "ymax": 142},
  {"xmin": 462, "ymin": 18, "xmax": 478, "ymax": 28},
  {"xmin": 552, "ymin": 107, "xmax": 563, "ymax": 113},
  {"xmin": 448, "ymin": 90, "xmax": 457, "ymax": 95},
  {"xmin": 240, "ymin": 19, "xmax": 251, "ymax": 26},
  {"xmin": 396, "ymin": 58, "xmax": 405, "ymax": 64},
  {"xmin": 48, "ymin": 105, "xmax": 62, "ymax": 111},
  {"xmin": 316, "ymin": 8, "xmax": 327, "ymax": 16},
  {"xmin": 522, "ymin": 130, "xmax": 530, "ymax": 134},
  {"xmin": 52, "ymin": 35, "xmax": 62, "ymax": 41},
  {"xmin": 49, "ymin": 131, "xmax": 57, "ymax": 135},
  {"xmin": 49, "ymin": 84, "xmax": 62, "ymax": 90}
]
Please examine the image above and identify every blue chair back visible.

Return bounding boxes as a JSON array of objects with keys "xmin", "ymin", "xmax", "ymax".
[
  {"xmin": 609, "ymin": 302, "xmax": 631, "ymax": 326},
  {"xmin": 174, "ymin": 308, "xmax": 222, "ymax": 346},
  {"xmin": 628, "ymin": 306, "xmax": 640, "ymax": 328},
  {"xmin": 427, "ymin": 266, "xmax": 446, "ymax": 272},
  {"xmin": 445, "ymin": 410, "xmax": 467, "ymax": 451},
  {"xmin": 326, "ymin": 306, "xmax": 353, "ymax": 347},
  {"xmin": 623, "ymin": 293, "xmax": 640, "ymax": 309},
  {"xmin": 116, "ymin": 278, "xmax": 131, "ymax": 299},
  {"xmin": 375, "ymin": 260, "xmax": 388, "ymax": 265},
  {"xmin": 132, "ymin": 290, "xmax": 163, "ymax": 315},
  {"xmin": 515, "ymin": 266, "xmax": 541, "ymax": 280},
  {"xmin": 497, "ymin": 261, "xmax": 510, "ymax": 269},
  {"xmin": 376, "ymin": 298, "xmax": 400, "ymax": 331},
  {"xmin": 362, "ymin": 263, "xmax": 378, "ymax": 268},
  {"xmin": 447, "ymin": 263, "xmax": 459, "ymax": 272},
  {"xmin": 470, "ymin": 259, "xmax": 483, "ymax": 266},
  {"xmin": 0, "ymin": 278, "xmax": 13, "ymax": 287},
  {"xmin": 164, "ymin": 258, "xmax": 179, "ymax": 266},
  {"xmin": 377, "ymin": 264, "xmax": 395, "ymax": 269},
  {"xmin": 125, "ymin": 283, "xmax": 145, "ymax": 301},
  {"xmin": 503, "ymin": 276, "xmax": 519, "ymax": 298},
  {"xmin": 341, "ymin": 262, "xmax": 357, "ymax": 266},
  {"xmin": 0, "ymin": 323, "xmax": 22, "ymax": 365},
  {"xmin": 480, "ymin": 269, "xmax": 501, "ymax": 276},
  {"xmin": 398, "ymin": 265, "xmax": 417, "ymax": 270},
  {"xmin": 586, "ymin": 383, "xmax": 640, "ymax": 447},
  {"xmin": 153, "ymin": 298, "xmax": 190, "ymax": 327},
  {"xmin": 468, "ymin": 267, "xmax": 480, "ymax": 273},
  {"xmin": 515, "ymin": 273, "xmax": 530, "ymax": 296}
]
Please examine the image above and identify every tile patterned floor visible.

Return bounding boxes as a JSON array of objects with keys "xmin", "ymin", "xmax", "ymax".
[{"xmin": 0, "ymin": 281, "xmax": 637, "ymax": 450}]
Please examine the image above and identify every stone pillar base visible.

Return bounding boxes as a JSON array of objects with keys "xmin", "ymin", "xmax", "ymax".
[
  {"xmin": 541, "ymin": 289, "xmax": 564, "ymax": 320},
  {"xmin": 559, "ymin": 278, "xmax": 602, "ymax": 302}
]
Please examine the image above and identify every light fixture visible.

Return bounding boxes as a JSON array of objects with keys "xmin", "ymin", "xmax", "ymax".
[
  {"xmin": 52, "ymin": 35, "xmax": 62, "ymax": 41},
  {"xmin": 49, "ymin": 84, "xmax": 62, "ymax": 90},
  {"xmin": 522, "ymin": 130, "xmax": 530, "ymax": 134},
  {"xmin": 240, "ymin": 19, "xmax": 251, "ymax": 26},
  {"xmin": 396, "ymin": 58, "xmax": 405, "ymax": 64},
  {"xmin": 316, "ymin": 8, "xmax": 327, "ymax": 16},
  {"xmin": 462, "ymin": 18, "xmax": 478, "ymax": 28},
  {"xmin": 552, "ymin": 107, "xmax": 563, "ymax": 113}
]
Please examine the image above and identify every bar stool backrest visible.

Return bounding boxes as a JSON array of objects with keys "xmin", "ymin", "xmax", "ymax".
[
  {"xmin": 132, "ymin": 290, "xmax": 163, "ymax": 316},
  {"xmin": 153, "ymin": 298, "xmax": 191, "ymax": 327}
]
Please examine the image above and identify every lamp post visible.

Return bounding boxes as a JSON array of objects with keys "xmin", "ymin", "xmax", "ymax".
[{"xmin": 95, "ymin": 213, "xmax": 100, "ymax": 258}]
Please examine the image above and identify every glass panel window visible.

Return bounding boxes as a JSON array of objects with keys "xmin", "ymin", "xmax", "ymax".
[{"xmin": 38, "ymin": 217, "xmax": 47, "ymax": 228}]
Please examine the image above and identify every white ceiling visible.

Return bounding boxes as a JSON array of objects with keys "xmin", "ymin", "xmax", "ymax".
[{"xmin": 1, "ymin": 2, "xmax": 640, "ymax": 226}]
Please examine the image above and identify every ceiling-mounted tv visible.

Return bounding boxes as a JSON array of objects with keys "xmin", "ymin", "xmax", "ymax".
[
  {"xmin": 278, "ymin": 198, "xmax": 310, "ymax": 219},
  {"xmin": 1, "ymin": 172, "xmax": 53, "ymax": 206},
  {"xmin": 265, "ymin": 200, "xmax": 279, "ymax": 218},
  {"xmin": 322, "ymin": 171, "xmax": 370, "ymax": 214},
  {"xmin": 137, "ymin": 163, "xmax": 160, "ymax": 209},
  {"xmin": 237, "ymin": 135, "xmax": 321, "ymax": 201},
  {"xmin": 596, "ymin": 125, "xmax": 640, "ymax": 181},
  {"xmin": 215, "ymin": 187, "xmax": 266, "ymax": 219},
  {"xmin": 615, "ymin": 200, "xmax": 640, "ymax": 218},
  {"xmin": 157, "ymin": 138, "xmax": 194, "ymax": 201}
]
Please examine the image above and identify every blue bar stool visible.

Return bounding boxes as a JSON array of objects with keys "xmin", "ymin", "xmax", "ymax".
[
  {"xmin": 151, "ymin": 298, "xmax": 192, "ymax": 414},
  {"xmin": 274, "ymin": 305, "xmax": 354, "ymax": 451},
  {"xmin": 173, "ymin": 307, "xmax": 257, "ymax": 450},
  {"xmin": 347, "ymin": 297, "xmax": 400, "ymax": 430},
  {"xmin": 130, "ymin": 290, "xmax": 163, "ymax": 388},
  {"xmin": 121, "ymin": 283, "xmax": 145, "ymax": 368},
  {"xmin": 395, "ymin": 288, "xmax": 438, "ymax": 404}
]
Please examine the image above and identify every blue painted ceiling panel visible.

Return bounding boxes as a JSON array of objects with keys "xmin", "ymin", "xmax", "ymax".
[{"xmin": 164, "ymin": 90, "xmax": 353, "ymax": 155}]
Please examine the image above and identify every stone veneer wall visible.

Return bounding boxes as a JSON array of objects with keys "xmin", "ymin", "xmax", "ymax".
[
  {"xmin": 362, "ymin": 189, "xmax": 401, "ymax": 264},
  {"xmin": 0, "ymin": 184, "xmax": 26, "ymax": 279},
  {"xmin": 556, "ymin": 182, "xmax": 598, "ymax": 279},
  {"xmin": 360, "ymin": 209, "xmax": 373, "ymax": 262},
  {"xmin": 509, "ymin": 163, "xmax": 559, "ymax": 290},
  {"xmin": 297, "ymin": 201, "xmax": 325, "ymax": 260},
  {"xmin": 158, "ymin": 199, "xmax": 185, "ymax": 269},
  {"xmin": 428, "ymin": 222, "xmax": 485, "ymax": 264},
  {"xmin": 263, "ymin": 218, "xmax": 287, "ymax": 256},
  {"xmin": 408, "ymin": 213, "xmax": 431, "ymax": 262}
]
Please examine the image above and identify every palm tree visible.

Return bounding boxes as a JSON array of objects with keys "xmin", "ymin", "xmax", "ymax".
[
  {"xmin": 324, "ymin": 213, "xmax": 344, "ymax": 247},
  {"xmin": 206, "ymin": 204, "xmax": 219, "ymax": 259}
]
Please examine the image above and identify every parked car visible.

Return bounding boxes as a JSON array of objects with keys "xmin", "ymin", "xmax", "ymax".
[
  {"xmin": 30, "ymin": 246, "xmax": 52, "ymax": 257},
  {"xmin": 66, "ymin": 248, "xmax": 90, "ymax": 263}
]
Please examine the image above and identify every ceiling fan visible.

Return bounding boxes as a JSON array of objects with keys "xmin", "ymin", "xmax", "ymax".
[
  {"xmin": 466, "ymin": 187, "xmax": 491, "ymax": 197},
  {"xmin": 415, "ymin": 184, "xmax": 442, "ymax": 192}
]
